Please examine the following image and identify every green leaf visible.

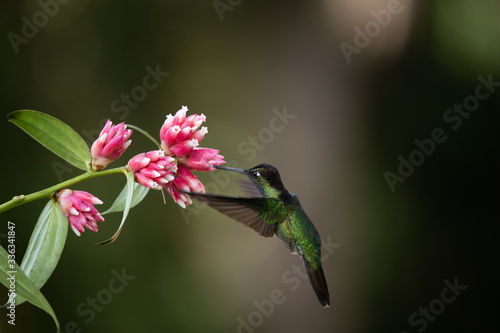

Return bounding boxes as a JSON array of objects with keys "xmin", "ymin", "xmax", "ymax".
[
  {"xmin": 95, "ymin": 170, "xmax": 135, "ymax": 245},
  {"xmin": 8, "ymin": 110, "xmax": 91, "ymax": 170},
  {"xmin": 11, "ymin": 200, "xmax": 68, "ymax": 306},
  {"xmin": 1, "ymin": 245, "xmax": 61, "ymax": 332},
  {"xmin": 102, "ymin": 182, "xmax": 149, "ymax": 215}
]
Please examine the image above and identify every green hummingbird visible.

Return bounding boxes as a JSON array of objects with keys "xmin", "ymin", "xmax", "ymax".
[{"xmin": 184, "ymin": 163, "xmax": 330, "ymax": 307}]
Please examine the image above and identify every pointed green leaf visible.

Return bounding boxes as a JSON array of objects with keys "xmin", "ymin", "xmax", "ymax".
[
  {"xmin": 1, "ymin": 246, "xmax": 61, "ymax": 332},
  {"xmin": 95, "ymin": 170, "xmax": 135, "ymax": 245},
  {"xmin": 8, "ymin": 110, "xmax": 91, "ymax": 170},
  {"xmin": 10, "ymin": 200, "xmax": 68, "ymax": 306},
  {"xmin": 102, "ymin": 182, "xmax": 149, "ymax": 215}
]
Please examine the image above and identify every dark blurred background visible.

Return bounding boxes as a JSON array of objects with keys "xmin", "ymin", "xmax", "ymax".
[{"xmin": 1, "ymin": 1, "xmax": 499, "ymax": 332}]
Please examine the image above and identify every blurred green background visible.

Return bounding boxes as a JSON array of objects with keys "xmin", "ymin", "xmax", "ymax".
[{"xmin": 1, "ymin": 0, "xmax": 499, "ymax": 332}]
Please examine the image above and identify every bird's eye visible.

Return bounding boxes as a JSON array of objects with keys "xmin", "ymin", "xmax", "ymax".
[{"xmin": 253, "ymin": 171, "xmax": 261, "ymax": 177}]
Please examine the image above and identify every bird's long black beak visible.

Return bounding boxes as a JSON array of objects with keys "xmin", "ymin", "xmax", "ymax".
[{"xmin": 215, "ymin": 165, "xmax": 246, "ymax": 174}]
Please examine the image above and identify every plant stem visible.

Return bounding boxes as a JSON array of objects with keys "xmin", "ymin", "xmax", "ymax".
[
  {"xmin": 125, "ymin": 124, "xmax": 162, "ymax": 150},
  {"xmin": 0, "ymin": 166, "xmax": 128, "ymax": 214}
]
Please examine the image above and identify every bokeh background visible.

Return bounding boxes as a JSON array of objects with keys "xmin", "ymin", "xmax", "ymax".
[{"xmin": 1, "ymin": 1, "xmax": 499, "ymax": 332}]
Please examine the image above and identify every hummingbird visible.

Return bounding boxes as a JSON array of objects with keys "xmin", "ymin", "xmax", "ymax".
[{"xmin": 184, "ymin": 163, "xmax": 330, "ymax": 307}]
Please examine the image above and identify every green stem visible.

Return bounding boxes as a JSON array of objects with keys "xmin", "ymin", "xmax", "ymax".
[
  {"xmin": 125, "ymin": 124, "xmax": 162, "ymax": 150},
  {"xmin": 0, "ymin": 166, "xmax": 128, "ymax": 214}
]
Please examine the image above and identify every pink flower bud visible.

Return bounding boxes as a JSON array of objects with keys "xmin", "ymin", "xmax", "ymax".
[
  {"xmin": 91, "ymin": 120, "xmax": 132, "ymax": 170},
  {"xmin": 168, "ymin": 139, "xmax": 199, "ymax": 158},
  {"xmin": 57, "ymin": 189, "xmax": 104, "ymax": 236},
  {"xmin": 128, "ymin": 150, "xmax": 177, "ymax": 189},
  {"xmin": 160, "ymin": 106, "xmax": 207, "ymax": 158},
  {"xmin": 166, "ymin": 167, "xmax": 205, "ymax": 208},
  {"xmin": 179, "ymin": 148, "xmax": 226, "ymax": 171}
]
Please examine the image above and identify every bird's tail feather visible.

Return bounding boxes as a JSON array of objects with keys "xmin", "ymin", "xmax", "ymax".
[{"xmin": 303, "ymin": 258, "xmax": 330, "ymax": 307}]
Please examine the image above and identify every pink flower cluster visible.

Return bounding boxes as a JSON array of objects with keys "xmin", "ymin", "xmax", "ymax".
[
  {"xmin": 91, "ymin": 120, "xmax": 132, "ymax": 171},
  {"xmin": 57, "ymin": 189, "xmax": 104, "ymax": 236},
  {"xmin": 128, "ymin": 150, "xmax": 177, "ymax": 189},
  {"xmin": 60, "ymin": 106, "xmax": 224, "ymax": 236},
  {"xmin": 128, "ymin": 106, "xmax": 225, "ymax": 208}
]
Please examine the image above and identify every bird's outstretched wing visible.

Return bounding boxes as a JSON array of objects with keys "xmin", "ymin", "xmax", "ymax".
[
  {"xmin": 237, "ymin": 179, "xmax": 262, "ymax": 197},
  {"xmin": 183, "ymin": 192, "xmax": 288, "ymax": 237}
]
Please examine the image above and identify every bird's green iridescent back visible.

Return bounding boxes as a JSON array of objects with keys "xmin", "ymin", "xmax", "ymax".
[{"xmin": 275, "ymin": 194, "xmax": 323, "ymax": 270}]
